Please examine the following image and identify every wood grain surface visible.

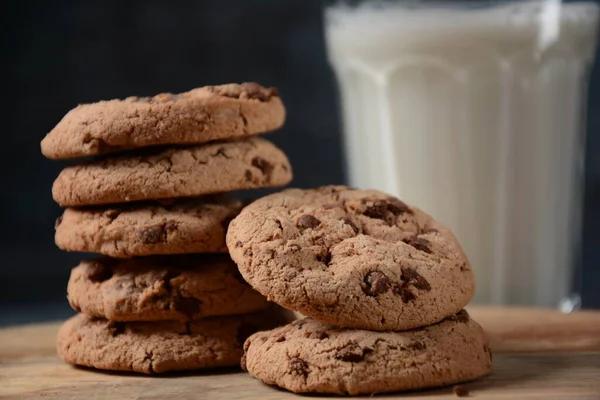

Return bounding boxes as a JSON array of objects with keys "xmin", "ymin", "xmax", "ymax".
[{"xmin": 1, "ymin": 306, "xmax": 599, "ymax": 399}]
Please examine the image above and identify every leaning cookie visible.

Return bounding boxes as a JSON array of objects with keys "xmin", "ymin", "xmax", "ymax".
[
  {"xmin": 243, "ymin": 311, "xmax": 492, "ymax": 395},
  {"xmin": 41, "ymin": 82, "xmax": 285, "ymax": 159},
  {"xmin": 55, "ymin": 196, "xmax": 242, "ymax": 257},
  {"xmin": 57, "ymin": 307, "xmax": 294, "ymax": 374},
  {"xmin": 227, "ymin": 186, "xmax": 474, "ymax": 331},
  {"xmin": 52, "ymin": 137, "xmax": 292, "ymax": 207},
  {"xmin": 68, "ymin": 255, "xmax": 271, "ymax": 321}
]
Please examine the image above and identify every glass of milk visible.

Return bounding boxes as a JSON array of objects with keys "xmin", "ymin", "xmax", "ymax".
[{"xmin": 325, "ymin": 0, "xmax": 599, "ymax": 307}]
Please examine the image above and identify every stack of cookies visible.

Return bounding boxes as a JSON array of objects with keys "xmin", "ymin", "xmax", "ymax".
[
  {"xmin": 41, "ymin": 83, "xmax": 294, "ymax": 374},
  {"xmin": 226, "ymin": 186, "xmax": 493, "ymax": 395}
]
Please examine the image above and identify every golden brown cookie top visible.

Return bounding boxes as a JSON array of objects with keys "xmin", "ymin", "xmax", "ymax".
[
  {"xmin": 41, "ymin": 82, "xmax": 285, "ymax": 159},
  {"xmin": 226, "ymin": 186, "xmax": 474, "ymax": 331}
]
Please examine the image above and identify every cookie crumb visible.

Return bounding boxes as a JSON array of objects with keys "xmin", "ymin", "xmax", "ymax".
[{"xmin": 453, "ymin": 385, "xmax": 470, "ymax": 397}]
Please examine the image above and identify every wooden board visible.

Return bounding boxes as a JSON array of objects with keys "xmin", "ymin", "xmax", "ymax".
[
  {"xmin": 1, "ymin": 307, "xmax": 600, "ymax": 399},
  {"xmin": 467, "ymin": 306, "xmax": 600, "ymax": 352}
]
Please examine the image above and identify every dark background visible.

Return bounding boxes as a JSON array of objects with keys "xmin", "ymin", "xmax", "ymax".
[{"xmin": 2, "ymin": 0, "xmax": 599, "ymax": 326}]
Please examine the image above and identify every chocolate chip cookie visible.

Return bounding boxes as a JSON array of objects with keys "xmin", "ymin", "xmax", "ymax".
[
  {"xmin": 243, "ymin": 311, "xmax": 492, "ymax": 395},
  {"xmin": 57, "ymin": 307, "xmax": 294, "ymax": 374},
  {"xmin": 41, "ymin": 83, "xmax": 285, "ymax": 159},
  {"xmin": 226, "ymin": 186, "xmax": 474, "ymax": 331},
  {"xmin": 68, "ymin": 255, "xmax": 271, "ymax": 321},
  {"xmin": 55, "ymin": 196, "xmax": 242, "ymax": 257},
  {"xmin": 52, "ymin": 137, "xmax": 292, "ymax": 207}
]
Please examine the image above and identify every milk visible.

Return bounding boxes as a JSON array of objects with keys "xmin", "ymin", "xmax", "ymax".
[{"xmin": 325, "ymin": 1, "xmax": 599, "ymax": 306}]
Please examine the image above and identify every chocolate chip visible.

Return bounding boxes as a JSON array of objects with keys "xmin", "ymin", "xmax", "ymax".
[
  {"xmin": 453, "ymin": 385, "xmax": 469, "ymax": 397},
  {"xmin": 107, "ymin": 322, "xmax": 126, "ymax": 337},
  {"xmin": 335, "ymin": 343, "xmax": 367, "ymax": 362},
  {"xmin": 276, "ymin": 336, "xmax": 286, "ymax": 342},
  {"xmin": 172, "ymin": 295, "xmax": 202, "ymax": 318},
  {"xmin": 407, "ymin": 342, "xmax": 426, "ymax": 351},
  {"xmin": 54, "ymin": 215, "xmax": 63, "ymax": 229},
  {"xmin": 363, "ymin": 271, "xmax": 391, "ymax": 296},
  {"xmin": 386, "ymin": 197, "xmax": 411, "ymax": 215},
  {"xmin": 274, "ymin": 219, "xmax": 283, "ymax": 231},
  {"xmin": 401, "ymin": 267, "xmax": 431, "ymax": 291},
  {"xmin": 315, "ymin": 248, "xmax": 332, "ymax": 265},
  {"xmin": 82, "ymin": 132, "xmax": 93, "ymax": 144},
  {"xmin": 289, "ymin": 357, "xmax": 309, "ymax": 378},
  {"xmin": 244, "ymin": 248, "xmax": 253, "ymax": 257},
  {"xmin": 237, "ymin": 323, "xmax": 258, "ymax": 345},
  {"xmin": 297, "ymin": 214, "xmax": 320, "ymax": 230},
  {"xmin": 412, "ymin": 275, "xmax": 431, "ymax": 291},
  {"xmin": 343, "ymin": 218, "xmax": 359, "ymax": 233},
  {"xmin": 363, "ymin": 200, "xmax": 388, "ymax": 220},
  {"xmin": 449, "ymin": 310, "xmax": 470, "ymax": 323},
  {"xmin": 404, "ymin": 237, "xmax": 432, "ymax": 253},
  {"xmin": 235, "ymin": 241, "xmax": 243, "ymax": 248},
  {"xmin": 136, "ymin": 225, "xmax": 165, "ymax": 244},
  {"xmin": 86, "ymin": 261, "xmax": 113, "ymax": 283},
  {"xmin": 244, "ymin": 169, "xmax": 253, "ymax": 182},
  {"xmin": 251, "ymin": 157, "xmax": 274, "ymax": 177},
  {"xmin": 400, "ymin": 267, "xmax": 418, "ymax": 281},
  {"xmin": 394, "ymin": 286, "xmax": 416, "ymax": 303},
  {"xmin": 315, "ymin": 331, "xmax": 329, "ymax": 340}
]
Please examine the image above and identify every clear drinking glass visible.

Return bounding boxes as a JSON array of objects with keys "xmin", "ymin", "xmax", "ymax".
[{"xmin": 324, "ymin": 0, "xmax": 599, "ymax": 307}]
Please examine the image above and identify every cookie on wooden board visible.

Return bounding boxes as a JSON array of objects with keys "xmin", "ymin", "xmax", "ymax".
[
  {"xmin": 243, "ymin": 311, "xmax": 492, "ymax": 395},
  {"xmin": 57, "ymin": 307, "xmax": 294, "ymax": 374}
]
